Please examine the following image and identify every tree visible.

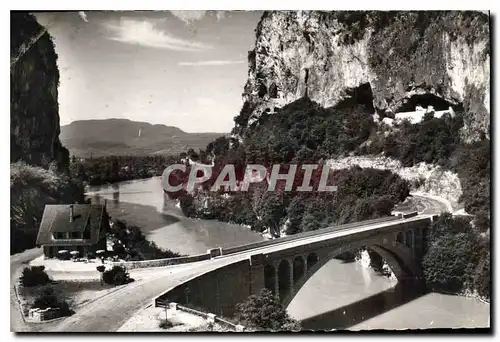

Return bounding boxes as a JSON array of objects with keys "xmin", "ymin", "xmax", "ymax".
[
  {"xmin": 102, "ymin": 266, "xmax": 131, "ymax": 286},
  {"xmin": 33, "ymin": 286, "xmax": 72, "ymax": 316},
  {"xmin": 206, "ymin": 136, "xmax": 230, "ymax": 157},
  {"xmin": 473, "ymin": 210, "xmax": 490, "ymax": 233},
  {"xmin": 422, "ymin": 232, "xmax": 474, "ymax": 293},
  {"xmin": 179, "ymin": 194, "xmax": 196, "ymax": 217},
  {"xmin": 10, "ymin": 162, "xmax": 85, "ymax": 254},
  {"xmin": 426, "ymin": 213, "xmax": 471, "ymax": 243},
  {"xmin": 422, "ymin": 213, "xmax": 490, "ymax": 298},
  {"xmin": 235, "ymin": 289, "xmax": 301, "ymax": 331},
  {"xmin": 285, "ymin": 196, "xmax": 306, "ymax": 235},
  {"xmin": 255, "ymin": 192, "xmax": 287, "ymax": 237},
  {"xmin": 300, "ymin": 211, "xmax": 323, "ymax": 232},
  {"xmin": 475, "ymin": 249, "xmax": 490, "ymax": 299},
  {"xmin": 20, "ymin": 266, "xmax": 50, "ymax": 287}
]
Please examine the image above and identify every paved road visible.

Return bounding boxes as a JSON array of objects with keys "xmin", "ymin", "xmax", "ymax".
[
  {"xmin": 10, "ymin": 248, "xmax": 42, "ymax": 332},
  {"xmin": 394, "ymin": 193, "xmax": 451, "ymax": 215},
  {"xmin": 411, "ymin": 194, "xmax": 450, "ymax": 215},
  {"xmin": 45, "ymin": 215, "xmax": 432, "ymax": 332}
]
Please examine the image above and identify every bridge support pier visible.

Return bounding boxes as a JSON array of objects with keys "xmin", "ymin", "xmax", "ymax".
[
  {"xmin": 288, "ymin": 258, "xmax": 295, "ymax": 297},
  {"xmin": 249, "ymin": 254, "xmax": 266, "ymax": 296},
  {"xmin": 303, "ymin": 255, "xmax": 308, "ymax": 275},
  {"xmin": 273, "ymin": 262, "xmax": 279, "ymax": 298}
]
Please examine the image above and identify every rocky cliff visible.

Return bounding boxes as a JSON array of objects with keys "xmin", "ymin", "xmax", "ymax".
[
  {"xmin": 11, "ymin": 12, "xmax": 68, "ymax": 168},
  {"xmin": 238, "ymin": 11, "xmax": 490, "ymax": 142}
]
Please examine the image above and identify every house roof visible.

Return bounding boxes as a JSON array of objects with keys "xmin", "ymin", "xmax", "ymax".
[
  {"xmin": 35, "ymin": 204, "xmax": 108, "ymax": 246},
  {"xmin": 51, "ymin": 205, "xmax": 91, "ymax": 233}
]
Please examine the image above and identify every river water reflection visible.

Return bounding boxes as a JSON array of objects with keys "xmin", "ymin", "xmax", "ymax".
[
  {"xmin": 86, "ymin": 177, "xmax": 264, "ymax": 255},
  {"xmin": 86, "ymin": 177, "xmax": 490, "ymax": 330}
]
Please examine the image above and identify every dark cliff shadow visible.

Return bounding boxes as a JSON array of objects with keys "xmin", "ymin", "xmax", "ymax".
[{"xmin": 300, "ymin": 280, "xmax": 427, "ymax": 331}]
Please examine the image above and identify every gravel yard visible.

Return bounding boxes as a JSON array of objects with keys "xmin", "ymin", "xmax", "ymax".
[
  {"xmin": 18, "ymin": 279, "xmax": 119, "ymax": 311},
  {"xmin": 117, "ymin": 305, "xmax": 233, "ymax": 332}
]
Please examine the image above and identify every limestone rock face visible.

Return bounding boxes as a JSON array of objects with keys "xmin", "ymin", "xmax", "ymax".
[
  {"xmin": 10, "ymin": 12, "xmax": 69, "ymax": 168},
  {"xmin": 239, "ymin": 11, "xmax": 490, "ymax": 142}
]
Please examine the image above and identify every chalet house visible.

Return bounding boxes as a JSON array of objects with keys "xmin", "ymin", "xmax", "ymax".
[{"xmin": 35, "ymin": 203, "xmax": 109, "ymax": 258}]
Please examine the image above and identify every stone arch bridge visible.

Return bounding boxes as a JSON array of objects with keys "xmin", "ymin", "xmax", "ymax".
[{"xmin": 156, "ymin": 213, "xmax": 436, "ymax": 318}]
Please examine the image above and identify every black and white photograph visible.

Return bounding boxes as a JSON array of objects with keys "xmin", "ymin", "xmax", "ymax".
[{"xmin": 9, "ymin": 7, "xmax": 491, "ymax": 333}]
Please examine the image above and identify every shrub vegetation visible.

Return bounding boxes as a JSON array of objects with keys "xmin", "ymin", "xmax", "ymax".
[
  {"xmin": 235, "ymin": 289, "xmax": 301, "ymax": 331},
  {"xmin": 20, "ymin": 266, "xmax": 51, "ymax": 287},
  {"xmin": 110, "ymin": 220, "xmax": 181, "ymax": 261},
  {"xmin": 102, "ymin": 266, "xmax": 132, "ymax": 286},
  {"xmin": 422, "ymin": 213, "xmax": 489, "ymax": 299},
  {"xmin": 32, "ymin": 286, "xmax": 73, "ymax": 317},
  {"xmin": 10, "ymin": 162, "xmax": 85, "ymax": 254}
]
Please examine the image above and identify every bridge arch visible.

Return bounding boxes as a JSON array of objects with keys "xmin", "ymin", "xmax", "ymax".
[
  {"xmin": 276, "ymin": 240, "xmax": 421, "ymax": 308},
  {"xmin": 396, "ymin": 232, "xmax": 405, "ymax": 243},
  {"xmin": 307, "ymin": 252, "xmax": 319, "ymax": 270},
  {"xmin": 278, "ymin": 260, "xmax": 291, "ymax": 299},
  {"xmin": 293, "ymin": 256, "xmax": 305, "ymax": 285},
  {"xmin": 405, "ymin": 229, "xmax": 414, "ymax": 249},
  {"xmin": 264, "ymin": 264, "xmax": 276, "ymax": 295}
]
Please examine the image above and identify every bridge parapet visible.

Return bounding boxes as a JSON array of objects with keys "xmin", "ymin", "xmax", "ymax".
[
  {"xmin": 158, "ymin": 302, "xmax": 246, "ymax": 331},
  {"xmin": 113, "ymin": 252, "xmax": 211, "ymax": 269},
  {"xmin": 221, "ymin": 216, "xmax": 401, "ymax": 256},
  {"xmin": 262, "ymin": 216, "xmax": 430, "ymax": 262}
]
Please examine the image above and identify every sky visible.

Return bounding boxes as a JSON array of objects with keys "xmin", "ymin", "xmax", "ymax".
[{"xmin": 35, "ymin": 11, "xmax": 262, "ymax": 133}]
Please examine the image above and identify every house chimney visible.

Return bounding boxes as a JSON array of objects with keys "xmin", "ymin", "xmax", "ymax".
[{"xmin": 69, "ymin": 204, "xmax": 74, "ymax": 222}]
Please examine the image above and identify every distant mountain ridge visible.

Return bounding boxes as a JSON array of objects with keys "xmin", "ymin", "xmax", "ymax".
[{"xmin": 60, "ymin": 119, "xmax": 225, "ymax": 158}]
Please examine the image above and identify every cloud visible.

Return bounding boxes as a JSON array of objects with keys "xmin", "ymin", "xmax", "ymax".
[
  {"xmin": 170, "ymin": 10, "xmax": 227, "ymax": 24},
  {"xmin": 78, "ymin": 11, "xmax": 89, "ymax": 23},
  {"xmin": 170, "ymin": 11, "xmax": 207, "ymax": 25},
  {"xmin": 103, "ymin": 18, "xmax": 212, "ymax": 51},
  {"xmin": 178, "ymin": 60, "xmax": 245, "ymax": 67},
  {"xmin": 215, "ymin": 11, "xmax": 227, "ymax": 22}
]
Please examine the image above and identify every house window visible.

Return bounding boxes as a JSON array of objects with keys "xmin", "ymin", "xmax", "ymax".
[{"xmin": 54, "ymin": 232, "xmax": 73, "ymax": 239}]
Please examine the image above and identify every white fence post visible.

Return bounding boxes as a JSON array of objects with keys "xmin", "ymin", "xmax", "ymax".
[{"xmin": 207, "ymin": 313, "xmax": 216, "ymax": 324}]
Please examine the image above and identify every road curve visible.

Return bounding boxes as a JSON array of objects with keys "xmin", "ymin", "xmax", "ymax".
[
  {"xmin": 410, "ymin": 193, "xmax": 452, "ymax": 214},
  {"xmin": 48, "ymin": 215, "xmax": 432, "ymax": 332},
  {"xmin": 10, "ymin": 248, "xmax": 43, "ymax": 332},
  {"xmin": 394, "ymin": 193, "xmax": 452, "ymax": 215}
]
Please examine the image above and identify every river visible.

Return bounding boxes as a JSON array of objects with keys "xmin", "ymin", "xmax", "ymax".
[
  {"xmin": 86, "ymin": 177, "xmax": 264, "ymax": 255},
  {"xmin": 86, "ymin": 177, "xmax": 490, "ymax": 330}
]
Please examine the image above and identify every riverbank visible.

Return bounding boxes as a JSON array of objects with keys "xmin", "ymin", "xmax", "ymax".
[{"xmin": 441, "ymin": 288, "xmax": 490, "ymax": 305}]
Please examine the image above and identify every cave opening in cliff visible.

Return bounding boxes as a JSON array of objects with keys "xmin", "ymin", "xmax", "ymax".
[
  {"xmin": 334, "ymin": 83, "xmax": 375, "ymax": 113},
  {"xmin": 396, "ymin": 93, "xmax": 464, "ymax": 113}
]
